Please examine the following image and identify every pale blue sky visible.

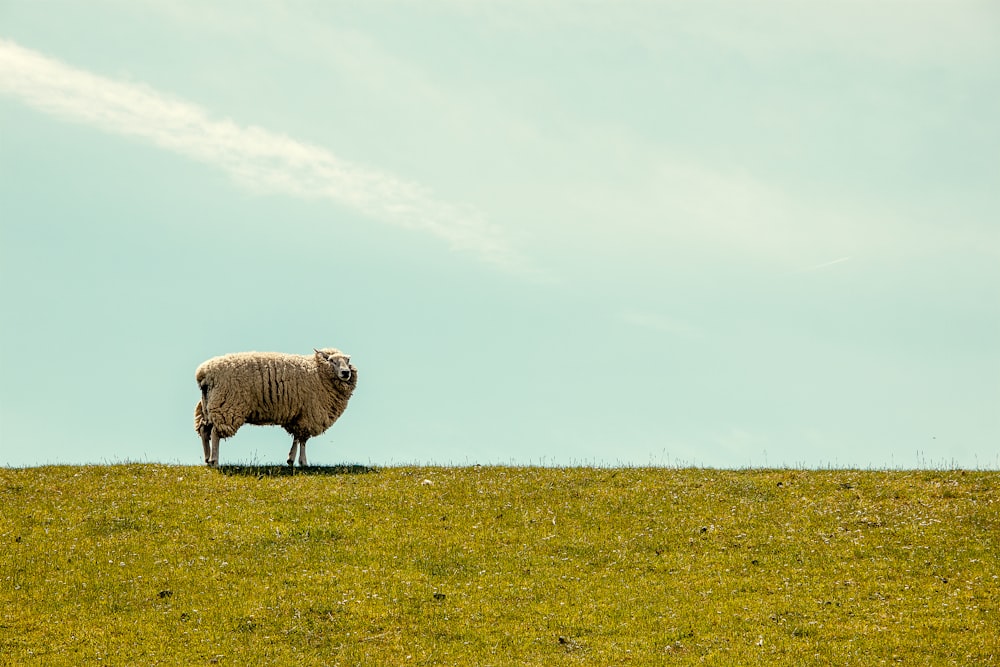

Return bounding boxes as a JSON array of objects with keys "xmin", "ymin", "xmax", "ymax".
[{"xmin": 2, "ymin": 1, "xmax": 998, "ymax": 468}]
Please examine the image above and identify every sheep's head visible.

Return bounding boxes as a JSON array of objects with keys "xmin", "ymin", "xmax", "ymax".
[{"xmin": 315, "ymin": 348, "xmax": 354, "ymax": 383}]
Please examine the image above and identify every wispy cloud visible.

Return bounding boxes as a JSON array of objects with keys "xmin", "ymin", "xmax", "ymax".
[
  {"xmin": 0, "ymin": 39, "xmax": 521, "ymax": 271},
  {"xmin": 788, "ymin": 256, "xmax": 853, "ymax": 275},
  {"xmin": 620, "ymin": 310, "xmax": 700, "ymax": 338},
  {"xmin": 804, "ymin": 256, "xmax": 852, "ymax": 272}
]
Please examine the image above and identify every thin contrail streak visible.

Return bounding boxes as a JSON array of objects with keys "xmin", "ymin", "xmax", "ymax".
[
  {"xmin": 790, "ymin": 256, "xmax": 852, "ymax": 275},
  {"xmin": 807, "ymin": 256, "xmax": 852, "ymax": 271},
  {"xmin": 0, "ymin": 39, "xmax": 520, "ymax": 270}
]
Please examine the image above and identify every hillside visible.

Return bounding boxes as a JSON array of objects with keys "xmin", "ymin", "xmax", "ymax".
[{"xmin": 2, "ymin": 465, "xmax": 998, "ymax": 665}]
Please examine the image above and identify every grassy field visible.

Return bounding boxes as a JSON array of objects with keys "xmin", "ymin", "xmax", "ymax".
[{"xmin": 2, "ymin": 464, "xmax": 998, "ymax": 665}]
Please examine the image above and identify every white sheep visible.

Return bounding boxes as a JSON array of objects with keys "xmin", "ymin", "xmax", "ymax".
[{"xmin": 194, "ymin": 348, "xmax": 358, "ymax": 467}]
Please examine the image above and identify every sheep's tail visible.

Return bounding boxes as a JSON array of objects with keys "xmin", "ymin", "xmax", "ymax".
[{"xmin": 198, "ymin": 382, "xmax": 211, "ymax": 425}]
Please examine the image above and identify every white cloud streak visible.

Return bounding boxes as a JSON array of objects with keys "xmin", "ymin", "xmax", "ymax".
[
  {"xmin": 804, "ymin": 256, "xmax": 852, "ymax": 272},
  {"xmin": 0, "ymin": 39, "xmax": 518, "ymax": 270},
  {"xmin": 620, "ymin": 310, "xmax": 700, "ymax": 339}
]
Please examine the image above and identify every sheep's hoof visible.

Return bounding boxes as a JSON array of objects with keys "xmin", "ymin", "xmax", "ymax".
[{"xmin": 286, "ymin": 459, "xmax": 294, "ymax": 467}]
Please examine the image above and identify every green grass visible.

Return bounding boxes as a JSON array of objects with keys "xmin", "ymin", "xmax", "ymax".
[{"xmin": 2, "ymin": 464, "xmax": 998, "ymax": 665}]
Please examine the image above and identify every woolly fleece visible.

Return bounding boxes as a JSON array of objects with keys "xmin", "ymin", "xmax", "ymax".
[{"xmin": 194, "ymin": 348, "xmax": 358, "ymax": 464}]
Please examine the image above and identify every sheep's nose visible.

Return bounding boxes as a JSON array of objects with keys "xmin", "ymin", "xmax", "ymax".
[{"xmin": 340, "ymin": 370, "xmax": 351, "ymax": 380}]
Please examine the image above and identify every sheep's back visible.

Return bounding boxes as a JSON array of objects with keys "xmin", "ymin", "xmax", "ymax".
[{"xmin": 197, "ymin": 352, "xmax": 320, "ymax": 424}]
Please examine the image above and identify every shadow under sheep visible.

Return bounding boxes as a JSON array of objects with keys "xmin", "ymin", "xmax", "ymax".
[{"xmin": 218, "ymin": 464, "xmax": 378, "ymax": 478}]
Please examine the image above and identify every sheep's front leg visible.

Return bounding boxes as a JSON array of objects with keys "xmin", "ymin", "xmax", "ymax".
[
  {"xmin": 208, "ymin": 429, "xmax": 220, "ymax": 468},
  {"xmin": 287, "ymin": 439, "xmax": 298, "ymax": 467},
  {"xmin": 297, "ymin": 437, "xmax": 309, "ymax": 467}
]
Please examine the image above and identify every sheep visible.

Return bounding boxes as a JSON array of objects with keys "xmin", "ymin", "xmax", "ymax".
[{"xmin": 194, "ymin": 348, "xmax": 358, "ymax": 467}]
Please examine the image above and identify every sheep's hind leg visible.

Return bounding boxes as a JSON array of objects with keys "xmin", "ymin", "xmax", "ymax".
[
  {"xmin": 287, "ymin": 439, "xmax": 298, "ymax": 467},
  {"xmin": 195, "ymin": 401, "xmax": 212, "ymax": 464},
  {"xmin": 199, "ymin": 424, "xmax": 212, "ymax": 464},
  {"xmin": 208, "ymin": 429, "xmax": 220, "ymax": 468}
]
